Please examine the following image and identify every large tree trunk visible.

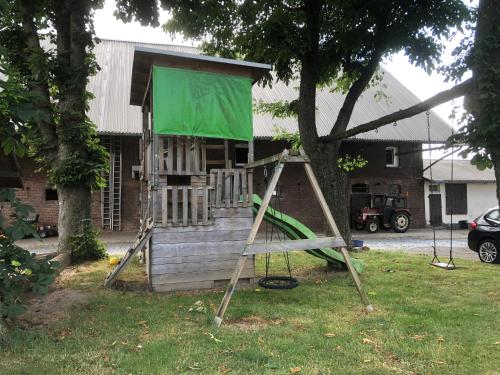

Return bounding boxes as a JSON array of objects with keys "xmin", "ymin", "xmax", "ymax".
[
  {"xmin": 57, "ymin": 185, "xmax": 91, "ymax": 253},
  {"xmin": 308, "ymin": 142, "xmax": 352, "ymax": 245},
  {"xmin": 297, "ymin": 60, "xmax": 353, "ymax": 245}
]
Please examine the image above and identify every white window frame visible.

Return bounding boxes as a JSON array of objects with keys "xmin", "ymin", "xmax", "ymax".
[
  {"xmin": 429, "ymin": 184, "xmax": 440, "ymax": 193},
  {"xmin": 385, "ymin": 146, "xmax": 399, "ymax": 168}
]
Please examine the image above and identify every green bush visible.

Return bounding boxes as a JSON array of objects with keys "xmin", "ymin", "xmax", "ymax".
[
  {"xmin": 70, "ymin": 220, "xmax": 107, "ymax": 263},
  {"xmin": 0, "ymin": 237, "xmax": 59, "ymax": 319},
  {"xmin": 0, "ymin": 188, "xmax": 59, "ymax": 320}
]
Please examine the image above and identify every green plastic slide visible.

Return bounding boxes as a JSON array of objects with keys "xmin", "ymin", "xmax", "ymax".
[{"xmin": 252, "ymin": 194, "xmax": 364, "ymax": 273}]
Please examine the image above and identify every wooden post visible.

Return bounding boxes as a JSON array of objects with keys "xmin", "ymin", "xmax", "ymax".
[
  {"xmin": 158, "ymin": 137, "xmax": 164, "ymax": 174},
  {"xmin": 191, "ymin": 187, "xmax": 198, "ymax": 225},
  {"xmin": 172, "ymin": 186, "xmax": 178, "ymax": 225},
  {"xmin": 224, "ymin": 170, "xmax": 231, "ymax": 208},
  {"xmin": 182, "ymin": 186, "xmax": 188, "ymax": 226},
  {"xmin": 224, "ymin": 139, "xmax": 229, "ymax": 168},
  {"xmin": 233, "ymin": 169, "xmax": 240, "ymax": 207},
  {"xmin": 161, "ymin": 186, "xmax": 168, "ymax": 227},
  {"xmin": 216, "ymin": 170, "xmax": 223, "ymax": 208},
  {"xmin": 214, "ymin": 150, "xmax": 288, "ymax": 327},
  {"xmin": 302, "ymin": 155, "xmax": 373, "ymax": 312},
  {"xmin": 167, "ymin": 137, "xmax": 173, "ymax": 173},
  {"xmin": 185, "ymin": 138, "xmax": 192, "ymax": 174},
  {"xmin": 241, "ymin": 169, "xmax": 247, "ymax": 207},
  {"xmin": 177, "ymin": 137, "xmax": 183, "ymax": 174},
  {"xmin": 203, "ymin": 187, "xmax": 209, "ymax": 224}
]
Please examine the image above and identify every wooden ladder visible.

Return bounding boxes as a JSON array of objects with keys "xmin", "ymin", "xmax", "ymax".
[{"xmin": 213, "ymin": 149, "xmax": 373, "ymax": 327}]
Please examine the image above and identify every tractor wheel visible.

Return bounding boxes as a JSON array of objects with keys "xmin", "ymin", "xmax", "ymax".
[
  {"xmin": 366, "ymin": 219, "xmax": 379, "ymax": 233},
  {"xmin": 391, "ymin": 212, "xmax": 410, "ymax": 233}
]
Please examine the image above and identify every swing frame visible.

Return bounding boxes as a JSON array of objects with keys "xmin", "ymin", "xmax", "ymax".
[{"xmin": 213, "ymin": 148, "xmax": 373, "ymax": 326}]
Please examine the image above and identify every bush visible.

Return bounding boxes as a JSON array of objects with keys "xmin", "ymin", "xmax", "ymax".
[
  {"xmin": 70, "ymin": 220, "xmax": 107, "ymax": 263},
  {"xmin": 0, "ymin": 237, "xmax": 59, "ymax": 319},
  {"xmin": 0, "ymin": 188, "xmax": 59, "ymax": 320}
]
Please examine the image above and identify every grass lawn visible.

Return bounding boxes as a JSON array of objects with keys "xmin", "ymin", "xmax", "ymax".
[{"xmin": 1, "ymin": 250, "xmax": 499, "ymax": 375}]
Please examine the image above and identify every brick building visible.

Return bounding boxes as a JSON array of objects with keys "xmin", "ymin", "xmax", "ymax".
[{"xmin": 10, "ymin": 39, "xmax": 451, "ymax": 233}]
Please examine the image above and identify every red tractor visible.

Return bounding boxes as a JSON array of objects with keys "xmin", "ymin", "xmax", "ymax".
[{"xmin": 354, "ymin": 194, "xmax": 411, "ymax": 233}]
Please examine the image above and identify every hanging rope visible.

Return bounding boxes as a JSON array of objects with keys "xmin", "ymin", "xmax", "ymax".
[
  {"xmin": 426, "ymin": 111, "xmax": 456, "ymax": 270},
  {"xmin": 426, "ymin": 111, "xmax": 440, "ymax": 264},
  {"xmin": 259, "ymin": 162, "xmax": 298, "ymax": 289}
]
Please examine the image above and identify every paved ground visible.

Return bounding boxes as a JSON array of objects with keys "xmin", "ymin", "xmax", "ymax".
[
  {"xmin": 353, "ymin": 227, "xmax": 475, "ymax": 261},
  {"xmin": 17, "ymin": 227, "xmax": 476, "ymax": 261}
]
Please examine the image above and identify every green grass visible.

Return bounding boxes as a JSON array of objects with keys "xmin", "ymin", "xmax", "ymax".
[{"xmin": 2, "ymin": 251, "xmax": 499, "ymax": 375}]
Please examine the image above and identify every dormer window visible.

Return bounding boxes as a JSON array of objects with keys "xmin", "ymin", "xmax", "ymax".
[{"xmin": 385, "ymin": 146, "xmax": 399, "ymax": 167}]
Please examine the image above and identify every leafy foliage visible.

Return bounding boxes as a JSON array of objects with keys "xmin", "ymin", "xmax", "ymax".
[
  {"xmin": 337, "ymin": 155, "xmax": 368, "ymax": 173},
  {"xmin": 272, "ymin": 126, "xmax": 301, "ymax": 150},
  {"xmin": 69, "ymin": 220, "xmax": 107, "ymax": 263},
  {"xmin": 0, "ymin": 189, "xmax": 59, "ymax": 320},
  {"xmin": 448, "ymin": 2, "xmax": 500, "ymax": 177},
  {"xmin": 0, "ymin": 1, "xmax": 108, "ymax": 190}
]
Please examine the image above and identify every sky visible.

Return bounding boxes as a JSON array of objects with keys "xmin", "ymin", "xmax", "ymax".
[{"xmin": 93, "ymin": 0, "xmax": 472, "ymax": 159}]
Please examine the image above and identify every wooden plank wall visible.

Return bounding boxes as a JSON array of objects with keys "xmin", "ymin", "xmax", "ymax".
[
  {"xmin": 209, "ymin": 169, "xmax": 251, "ymax": 208},
  {"xmin": 159, "ymin": 136, "xmax": 206, "ymax": 175},
  {"xmin": 150, "ymin": 207, "xmax": 254, "ymax": 292}
]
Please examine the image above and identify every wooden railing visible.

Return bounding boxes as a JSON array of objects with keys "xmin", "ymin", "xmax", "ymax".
[
  {"xmin": 156, "ymin": 185, "xmax": 212, "ymax": 227},
  {"xmin": 209, "ymin": 169, "xmax": 252, "ymax": 208},
  {"xmin": 159, "ymin": 136, "xmax": 206, "ymax": 175}
]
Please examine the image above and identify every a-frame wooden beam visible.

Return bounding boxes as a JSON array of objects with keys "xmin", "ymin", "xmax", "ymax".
[{"xmin": 213, "ymin": 149, "xmax": 373, "ymax": 327}]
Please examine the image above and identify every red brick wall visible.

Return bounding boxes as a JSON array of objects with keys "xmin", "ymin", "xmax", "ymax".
[
  {"xmin": 8, "ymin": 136, "xmax": 143, "ymax": 232},
  {"xmin": 253, "ymin": 140, "xmax": 426, "ymax": 231}
]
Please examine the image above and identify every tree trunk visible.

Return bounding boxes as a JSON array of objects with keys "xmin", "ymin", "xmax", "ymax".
[
  {"xmin": 297, "ymin": 60, "xmax": 352, "ymax": 246},
  {"xmin": 491, "ymin": 149, "xmax": 500, "ymax": 206},
  {"xmin": 308, "ymin": 142, "xmax": 352, "ymax": 246},
  {"xmin": 57, "ymin": 185, "xmax": 91, "ymax": 253}
]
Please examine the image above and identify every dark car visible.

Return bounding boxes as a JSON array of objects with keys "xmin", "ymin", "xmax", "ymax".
[{"xmin": 468, "ymin": 207, "xmax": 500, "ymax": 263}]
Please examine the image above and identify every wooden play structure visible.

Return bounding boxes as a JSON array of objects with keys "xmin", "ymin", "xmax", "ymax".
[{"xmin": 104, "ymin": 47, "xmax": 372, "ymax": 323}]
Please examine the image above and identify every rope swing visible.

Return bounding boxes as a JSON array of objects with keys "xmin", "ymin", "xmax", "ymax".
[
  {"xmin": 426, "ymin": 111, "xmax": 456, "ymax": 270},
  {"xmin": 258, "ymin": 163, "xmax": 299, "ymax": 289}
]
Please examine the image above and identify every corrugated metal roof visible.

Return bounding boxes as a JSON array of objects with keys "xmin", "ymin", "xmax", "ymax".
[
  {"xmin": 423, "ymin": 159, "xmax": 496, "ymax": 183},
  {"xmin": 89, "ymin": 39, "xmax": 452, "ymax": 141}
]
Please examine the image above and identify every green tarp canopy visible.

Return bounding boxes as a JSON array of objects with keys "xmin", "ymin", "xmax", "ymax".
[{"xmin": 152, "ymin": 66, "xmax": 253, "ymax": 141}]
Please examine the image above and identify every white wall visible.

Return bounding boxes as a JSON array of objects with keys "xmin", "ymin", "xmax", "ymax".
[{"xmin": 424, "ymin": 182, "xmax": 497, "ymax": 225}]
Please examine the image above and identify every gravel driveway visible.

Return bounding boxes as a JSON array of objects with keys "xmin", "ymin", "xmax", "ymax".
[{"xmin": 17, "ymin": 227, "xmax": 477, "ymax": 261}]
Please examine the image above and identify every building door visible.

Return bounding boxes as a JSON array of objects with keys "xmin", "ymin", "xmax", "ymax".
[{"xmin": 429, "ymin": 194, "xmax": 442, "ymax": 226}]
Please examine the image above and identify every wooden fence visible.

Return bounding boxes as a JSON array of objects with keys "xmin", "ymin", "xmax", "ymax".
[
  {"xmin": 156, "ymin": 186, "xmax": 212, "ymax": 227},
  {"xmin": 209, "ymin": 169, "xmax": 252, "ymax": 208},
  {"xmin": 159, "ymin": 136, "xmax": 206, "ymax": 175}
]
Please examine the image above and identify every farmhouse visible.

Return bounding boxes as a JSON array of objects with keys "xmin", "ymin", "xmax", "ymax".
[
  {"xmin": 11, "ymin": 39, "xmax": 452, "ymax": 232},
  {"xmin": 424, "ymin": 159, "xmax": 497, "ymax": 226}
]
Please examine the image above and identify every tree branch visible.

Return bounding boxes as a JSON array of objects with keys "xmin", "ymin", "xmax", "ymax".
[
  {"xmin": 329, "ymin": 52, "xmax": 382, "ymax": 136},
  {"xmin": 19, "ymin": 1, "xmax": 58, "ymax": 154},
  {"xmin": 320, "ymin": 78, "xmax": 474, "ymax": 142}
]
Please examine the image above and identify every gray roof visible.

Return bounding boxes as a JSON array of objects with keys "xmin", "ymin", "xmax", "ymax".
[
  {"xmin": 423, "ymin": 159, "xmax": 496, "ymax": 183},
  {"xmin": 89, "ymin": 39, "xmax": 452, "ymax": 141}
]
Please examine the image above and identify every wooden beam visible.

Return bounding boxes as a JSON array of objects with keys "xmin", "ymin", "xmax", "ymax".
[
  {"xmin": 244, "ymin": 152, "xmax": 309, "ymax": 169},
  {"xmin": 244, "ymin": 237, "xmax": 346, "ymax": 255},
  {"xmin": 301, "ymin": 149, "xmax": 373, "ymax": 312},
  {"xmin": 214, "ymin": 149, "xmax": 288, "ymax": 327}
]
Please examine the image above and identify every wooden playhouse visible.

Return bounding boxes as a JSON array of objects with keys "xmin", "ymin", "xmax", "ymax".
[{"xmin": 118, "ymin": 47, "xmax": 271, "ymax": 292}]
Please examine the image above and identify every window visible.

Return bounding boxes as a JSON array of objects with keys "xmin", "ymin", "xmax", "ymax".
[
  {"xmin": 445, "ymin": 183, "xmax": 467, "ymax": 215},
  {"xmin": 485, "ymin": 209, "xmax": 500, "ymax": 223},
  {"xmin": 45, "ymin": 188, "xmax": 58, "ymax": 201},
  {"xmin": 385, "ymin": 146, "xmax": 399, "ymax": 167},
  {"xmin": 352, "ymin": 183, "xmax": 369, "ymax": 193},
  {"xmin": 387, "ymin": 184, "xmax": 401, "ymax": 195},
  {"xmin": 429, "ymin": 184, "xmax": 440, "ymax": 193},
  {"xmin": 234, "ymin": 144, "xmax": 249, "ymax": 166}
]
